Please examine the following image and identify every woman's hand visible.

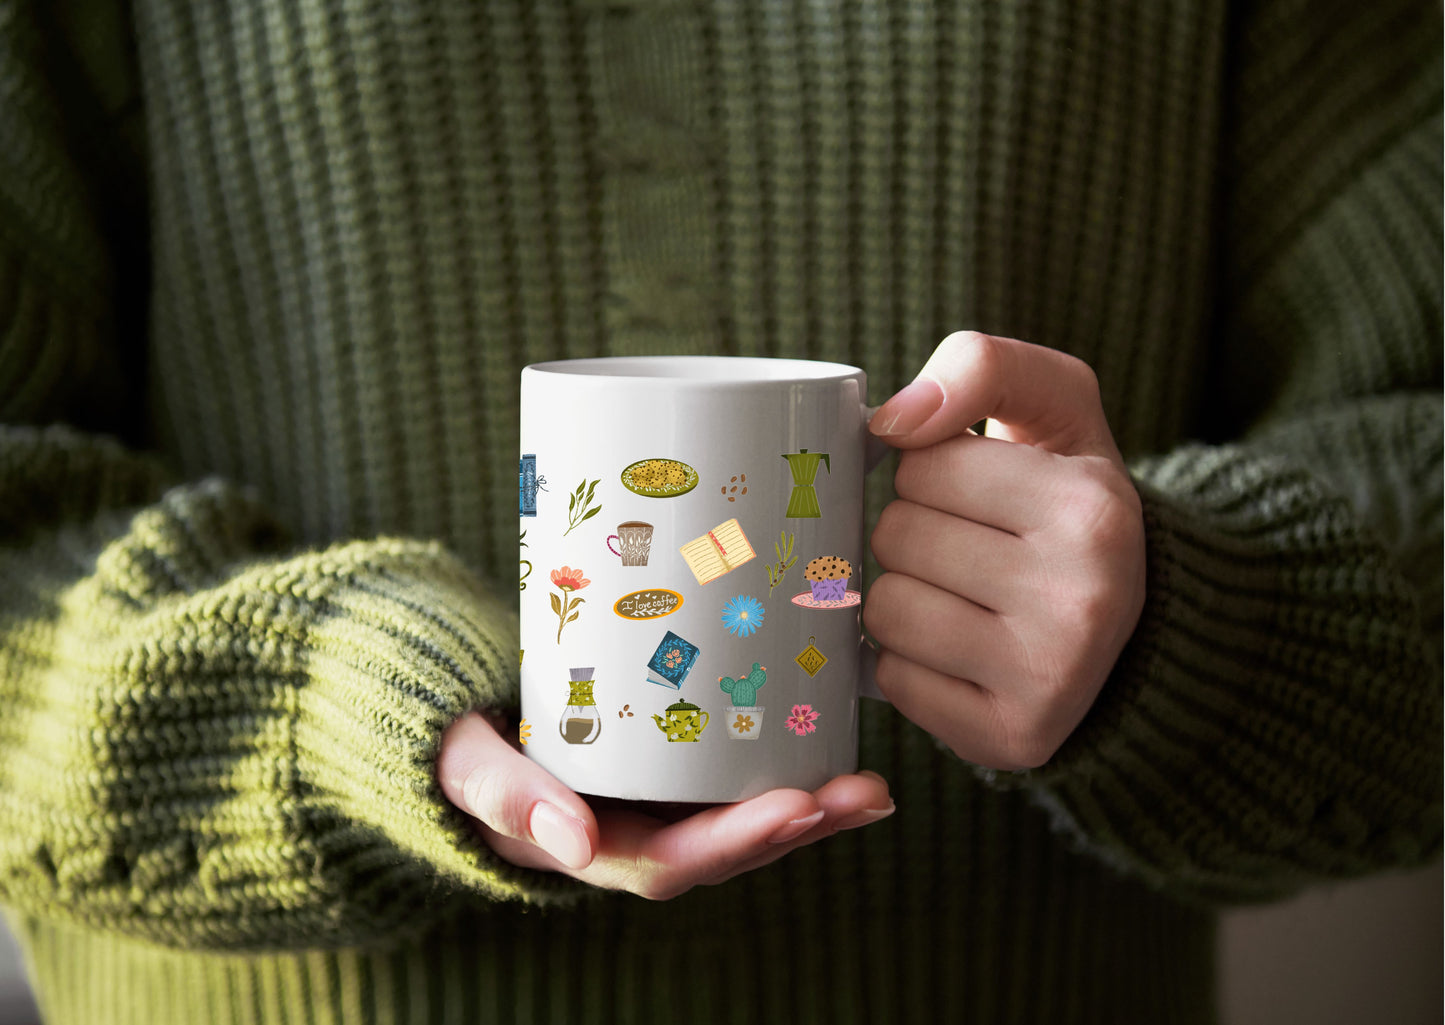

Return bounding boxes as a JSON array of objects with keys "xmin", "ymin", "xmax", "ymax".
[
  {"xmin": 865, "ymin": 332, "xmax": 1146, "ymax": 771},
  {"xmin": 437, "ymin": 711, "xmax": 893, "ymax": 900}
]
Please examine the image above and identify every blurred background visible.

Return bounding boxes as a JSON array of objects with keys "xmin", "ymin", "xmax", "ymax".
[{"xmin": 0, "ymin": 861, "xmax": 1438, "ymax": 1023}]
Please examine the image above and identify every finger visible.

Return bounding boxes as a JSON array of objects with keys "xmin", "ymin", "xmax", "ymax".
[
  {"xmin": 893, "ymin": 432, "xmax": 1129, "ymax": 539},
  {"xmin": 437, "ymin": 711, "xmax": 599, "ymax": 871},
  {"xmin": 700, "ymin": 772, "xmax": 895, "ymax": 886},
  {"xmin": 864, "ymin": 571, "xmax": 1023, "ymax": 687},
  {"xmin": 870, "ymin": 650, "xmax": 1048, "ymax": 771},
  {"xmin": 870, "ymin": 497, "xmax": 1038, "ymax": 612},
  {"xmin": 579, "ymin": 789, "xmax": 826, "ymax": 899},
  {"xmin": 869, "ymin": 332, "xmax": 1120, "ymax": 457}
]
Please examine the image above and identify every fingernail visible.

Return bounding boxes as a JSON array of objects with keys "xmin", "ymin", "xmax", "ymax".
[
  {"xmin": 529, "ymin": 802, "xmax": 593, "ymax": 869},
  {"xmin": 833, "ymin": 803, "xmax": 897, "ymax": 831},
  {"xmin": 767, "ymin": 809, "xmax": 826, "ymax": 844},
  {"xmin": 870, "ymin": 378, "xmax": 944, "ymax": 437}
]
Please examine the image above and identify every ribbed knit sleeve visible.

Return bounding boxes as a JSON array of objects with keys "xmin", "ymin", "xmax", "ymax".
[
  {"xmin": 0, "ymin": 2, "xmax": 581, "ymax": 949},
  {"xmin": 1000, "ymin": 0, "xmax": 1443, "ymax": 903},
  {"xmin": 0, "ymin": 428, "xmax": 584, "ymax": 949}
]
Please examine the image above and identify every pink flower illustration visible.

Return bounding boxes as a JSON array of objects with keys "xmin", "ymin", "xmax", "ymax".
[
  {"xmin": 785, "ymin": 703, "xmax": 819, "ymax": 736},
  {"xmin": 550, "ymin": 566, "xmax": 590, "ymax": 643},
  {"xmin": 550, "ymin": 566, "xmax": 591, "ymax": 592}
]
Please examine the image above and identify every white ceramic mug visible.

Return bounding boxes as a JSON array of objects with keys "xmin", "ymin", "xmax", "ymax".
[{"xmin": 520, "ymin": 356, "xmax": 885, "ymax": 802}]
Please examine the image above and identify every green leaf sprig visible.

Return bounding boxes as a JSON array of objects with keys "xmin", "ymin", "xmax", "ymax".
[
  {"xmin": 765, "ymin": 530, "xmax": 797, "ymax": 595},
  {"xmin": 564, "ymin": 478, "xmax": 602, "ymax": 537}
]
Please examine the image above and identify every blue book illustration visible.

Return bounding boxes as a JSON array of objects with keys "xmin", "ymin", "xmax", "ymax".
[
  {"xmin": 646, "ymin": 631, "xmax": 700, "ymax": 690},
  {"xmin": 519, "ymin": 454, "xmax": 540, "ymax": 516}
]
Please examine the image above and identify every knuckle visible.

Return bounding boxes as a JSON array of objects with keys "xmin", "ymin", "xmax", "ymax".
[
  {"xmin": 868, "ymin": 504, "xmax": 899, "ymax": 561},
  {"xmin": 945, "ymin": 330, "xmax": 1005, "ymax": 383},
  {"xmin": 1004, "ymin": 733, "xmax": 1057, "ymax": 771},
  {"xmin": 1052, "ymin": 461, "xmax": 1140, "ymax": 552},
  {"xmin": 895, "ymin": 445, "xmax": 966, "ymax": 505},
  {"xmin": 869, "ymin": 502, "xmax": 915, "ymax": 567},
  {"xmin": 993, "ymin": 709, "xmax": 1058, "ymax": 771},
  {"xmin": 941, "ymin": 329, "xmax": 995, "ymax": 360},
  {"xmin": 861, "ymin": 573, "xmax": 908, "ymax": 642},
  {"xmin": 987, "ymin": 678, "xmax": 1079, "ymax": 772},
  {"xmin": 870, "ymin": 648, "xmax": 908, "ymax": 700},
  {"xmin": 893, "ymin": 450, "xmax": 930, "ymax": 501},
  {"xmin": 462, "ymin": 763, "xmax": 525, "ymax": 833},
  {"xmin": 1061, "ymin": 351, "xmax": 1102, "ymax": 401}
]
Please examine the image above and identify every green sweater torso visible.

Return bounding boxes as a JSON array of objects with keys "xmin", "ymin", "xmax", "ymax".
[{"xmin": 0, "ymin": 2, "xmax": 1439, "ymax": 1023}]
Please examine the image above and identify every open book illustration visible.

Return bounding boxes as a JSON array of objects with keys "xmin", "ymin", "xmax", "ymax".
[{"xmin": 678, "ymin": 518, "xmax": 757, "ymax": 585}]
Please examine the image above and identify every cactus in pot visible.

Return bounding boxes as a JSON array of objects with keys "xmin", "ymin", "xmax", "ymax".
[{"xmin": 719, "ymin": 663, "xmax": 767, "ymax": 740}]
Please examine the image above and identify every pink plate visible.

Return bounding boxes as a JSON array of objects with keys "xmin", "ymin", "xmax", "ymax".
[{"xmin": 790, "ymin": 590, "xmax": 862, "ymax": 610}]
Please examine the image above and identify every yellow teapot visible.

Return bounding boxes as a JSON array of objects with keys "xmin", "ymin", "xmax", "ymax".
[{"xmin": 652, "ymin": 700, "xmax": 710, "ymax": 742}]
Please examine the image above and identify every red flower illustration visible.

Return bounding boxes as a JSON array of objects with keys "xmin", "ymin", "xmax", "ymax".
[{"xmin": 550, "ymin": 566, "xmax": 591, "ymax": 592}]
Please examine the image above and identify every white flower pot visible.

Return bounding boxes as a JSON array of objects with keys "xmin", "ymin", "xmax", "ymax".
[{"xmin": 725, "ymin": 705, "xmax": 764, "ymax": 740}]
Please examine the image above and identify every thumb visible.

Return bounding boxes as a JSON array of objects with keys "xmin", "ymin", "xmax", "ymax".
[
  {"xmin": 437, "ymin": 711, "xmax": 598, "ymax": 870},
  {"xmin": 869, "ymin": 331, "xmax": 1116, "ymax": 457}
]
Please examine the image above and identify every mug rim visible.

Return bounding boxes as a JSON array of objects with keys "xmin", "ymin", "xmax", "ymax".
[{"xmin": 523, "ymin": 355, "xmax": 864, "ymax": 384}]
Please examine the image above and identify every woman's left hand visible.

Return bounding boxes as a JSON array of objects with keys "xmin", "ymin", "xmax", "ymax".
[{"xmin": 864, "ymin": 332, "xmax": 1147, "ymax": 771}]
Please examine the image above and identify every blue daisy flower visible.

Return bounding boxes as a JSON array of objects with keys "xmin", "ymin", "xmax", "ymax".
[{"xmin": 720, "ymin": 595, "xmax": 766, "ymax": 638}]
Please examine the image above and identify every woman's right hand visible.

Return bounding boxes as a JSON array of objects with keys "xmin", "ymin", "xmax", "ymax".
[{"xmin": 436, "ymin": 711, "xmax": 894, "ymax": 900}]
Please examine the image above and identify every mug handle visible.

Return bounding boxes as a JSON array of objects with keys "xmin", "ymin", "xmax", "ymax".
[
  {"xmin": 859, "ymin": 403, "xmax": 893, "ymax": 703},
  {"xmin": 856, "ymin": 403, "xmax": 983, "ymax": 702},
  {"xmin": 863, "ymin": 404, "xmax": 894, "ymax": 474},
  {"xmin": 857, "ymin": 641, "xmax": 887, "ymax": 702},
  {"xmin": 605, "ymin": 534, "xmax": 621, "ymax": 557},
  {"xmin": 697, "ymin": 710, "xmax": 709, "ymax": 733}
]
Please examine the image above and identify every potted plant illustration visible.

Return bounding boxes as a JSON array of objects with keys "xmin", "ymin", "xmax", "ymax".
[{"xmin": 719, "ymin": 662, "xmax": 767, "ymax": 740}]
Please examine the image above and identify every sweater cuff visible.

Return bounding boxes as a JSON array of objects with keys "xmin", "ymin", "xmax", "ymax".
[
  {"xmin": 1, "ymin": 468, "xmax": 585, "ymax": 951},
  {"xmin": 986, "ymin": 446, "xmax": 1442, "ymax": 901},
  {"xmin": 289, "ymin": 540, "xmax": 586, "ymax": 911}
]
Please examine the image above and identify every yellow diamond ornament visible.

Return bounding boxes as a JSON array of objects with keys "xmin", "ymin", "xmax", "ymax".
[{"xmin": 795, "ymin": 636, "xmax": 828, "ymax": 678}]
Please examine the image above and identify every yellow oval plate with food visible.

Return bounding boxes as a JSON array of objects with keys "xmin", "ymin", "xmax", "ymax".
[{"xmin": 620, "ymin": 458, "xmax": 699, "ymax": 498}]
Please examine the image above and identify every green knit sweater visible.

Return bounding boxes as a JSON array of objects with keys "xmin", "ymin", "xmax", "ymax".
[{"xmin": 1, "ymin": 0, "xmax": 1440, "ymax": 1022}]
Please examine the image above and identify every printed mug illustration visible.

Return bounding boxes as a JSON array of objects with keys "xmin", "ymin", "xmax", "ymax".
[
  {"xmin": 621, "ymin": 458, "xmax": 699, "ymax": 498},
  {"xmin": 720, "ymin": 662, "xmax": 767, "ymax": 740},
  {"xmin": 646, "ymin": 630, "xmax": 701, "ymax": 690},
  {"xmin": 721, "ymin": 473, "xmax": 748, "ymax": 502},
  {"xmin": 518, "ymin": 454, "xmax": 546, "ymax": 516},
  {"xmin": 781, "ymin": 449, "xmax": 830, "ymax": 518},
  {"xmin": 679, "ymin": 518, "xmax": 757, "ymax": 585},
  {"xmin": 606, "ymin": 521, "xmax": 654, "ymax": 566},
  {"xmin": 519, "ymin": 530, "xmax": 532, "ymax": 591},
  {"xmin": 560, "ymin": 668, "xmax": 602, "ymax": 745},
  {"xmin": 550, "ymin": 566, "xmax": 591, "ymax": 643},
  {"xmin": 519, "ymin": 718, "xmax": 533, "ymax": 745},
  {"xmin": 791, "ymin": 556, "xmax": 863, "ymax": 610},
  {"xmin": 652, "ymin": 701, "xmax": 709, "ymax": 743},
  {"xmin": 763, "ymin": 530, "xmax": 798, "ymax": 596},
  {"xmin": 614, "ymin": 588, "xmax": 684, "ymax": 621},
  {"xmin": 617, "ymin": 704, "xmax": 636, "ymax": 719},
  {"xmin": 564, "ymin": 478, "xmax": 602, "ymax": 537},
  {"xmin": 785, "ymin": 703, "xmax": 821, "ymax": 737},
  {"xmin": 720, "ymin": 595, "xmax": 766, "ymax": 638},
  {"xmin": 794, "ymin": 636, "xmax": 829, "ymax": 677}
]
